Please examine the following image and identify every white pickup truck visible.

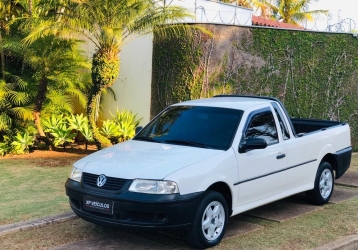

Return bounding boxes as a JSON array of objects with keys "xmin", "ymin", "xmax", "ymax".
[{"xmin": 66, "ymin": 95, "xmax": 352, "ymax": 248}]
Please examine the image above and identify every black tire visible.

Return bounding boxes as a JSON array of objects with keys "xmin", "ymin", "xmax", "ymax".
[
  {"xmin": 306, "ymin": 162, "xmax": 334, "ymax": 205},
  {"xmin": 187, "ymin": 191, "xmax": 228, "ymax": 249}
]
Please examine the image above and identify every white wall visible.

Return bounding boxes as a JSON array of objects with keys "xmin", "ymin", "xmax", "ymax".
[
  {"xmin": 102, "ymin": 1, "xmax": 253, "ymax": 126},
  {"xmin": 101, "ymin": 34, "xmax": 153, "ymax": 126}
]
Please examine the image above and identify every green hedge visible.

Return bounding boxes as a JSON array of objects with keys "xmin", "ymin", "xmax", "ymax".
[{"xmin": 152, "ymin": 24, "xmax": 358, "ymax": 149}]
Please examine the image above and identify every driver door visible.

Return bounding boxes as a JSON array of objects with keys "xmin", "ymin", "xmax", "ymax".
[{"xmin": 235, "ymin": 108, "xmax": 287, "ymax": 206}]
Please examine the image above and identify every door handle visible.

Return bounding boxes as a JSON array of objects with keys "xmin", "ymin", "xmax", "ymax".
[{"xmin": 276, "ymin": 153, "xmax": 286, "ymax": 159}]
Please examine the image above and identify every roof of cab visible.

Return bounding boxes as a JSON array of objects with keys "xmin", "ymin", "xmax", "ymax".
[{"xmin": 172, "ymin": 96, "xmax": 273, "ymax": 111}]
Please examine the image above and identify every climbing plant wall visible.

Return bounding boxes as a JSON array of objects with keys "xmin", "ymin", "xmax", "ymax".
[{"xmin": 151, "ymin": 24, "xmax": 358, "ymax": 148}]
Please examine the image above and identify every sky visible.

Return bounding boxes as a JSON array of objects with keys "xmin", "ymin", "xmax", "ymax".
[{"xmin": 307, "ymin": 0, "xmax": 357, "ymax": 32}]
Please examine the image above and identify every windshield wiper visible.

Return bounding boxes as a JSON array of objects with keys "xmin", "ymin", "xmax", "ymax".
[
  {"xmin": 134, "ymin": 136, "xmax": 161, "ymax": 143},
  {"xmin": 163, "ymin": 139, "xmax": 212, "ymax": 149}
]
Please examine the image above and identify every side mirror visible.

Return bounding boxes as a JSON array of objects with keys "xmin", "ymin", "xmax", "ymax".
[
  {"xmin": 239, "ymin": 137, "xmax": 267, "ymax": 153},
  {"xmin": 135, "ymin": 126, "xmax": 143, "ymax": 135}
]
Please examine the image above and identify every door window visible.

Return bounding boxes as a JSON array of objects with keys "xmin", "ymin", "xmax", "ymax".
[
  {"xmin": 245, "ymin": 111, "xmax": 279, "ymax": 145},
  {"xmin": 271, "ymin": 102, "xmax": 290, "ymax": 140}
]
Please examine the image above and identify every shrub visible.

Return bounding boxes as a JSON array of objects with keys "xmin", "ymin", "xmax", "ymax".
[
  {"xmin": 67, "ymin": 114, "xmax": 87, "ymax": 131},
  {"xmin": 100, "ymin": 120, "xmax": 118, "ymax": 144},
  {"xmin": 43, "ymin": 114, "xmax": 77, "ymax": 150},
  {"xmin": 68, "ymin": 114, "xmax": 93, "ymax": 150},
  {"xmin": 0, "ymin": 143, "xmax": 11, "ymax": 156},
  {"xmin": 50, "ymin": 123, "xmax": 77, "ymax": 150},
  {"xmin": 42, "ymin": 114, "xmax": 66, "ymax": 133},
  {"xmin": 111, "ymin": 109, "xmax": 142, "ymax": 142},
  {"xmin": 11, "ymin": 132, "xmax": 34, "ymax": 154},
  {"xmin": 79, "ymin": 122, "xmax": 93, "ymax": 151}
]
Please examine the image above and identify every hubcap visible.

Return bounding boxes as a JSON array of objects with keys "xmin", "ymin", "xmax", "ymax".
[
  {"xmin": 201, "ymin": 201, "xmax": 225, "ymax": 241},
  {"xmin": 319, "ymin": 169, "xmax": 333, "ymax": 199}
]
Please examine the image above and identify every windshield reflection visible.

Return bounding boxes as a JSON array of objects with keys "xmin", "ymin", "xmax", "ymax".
[{"xmin": 134, "ymin": 106, "xmax": 243, "ymax": 150}]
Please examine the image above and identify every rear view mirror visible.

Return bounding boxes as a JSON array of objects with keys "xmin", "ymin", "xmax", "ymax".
[{"xmin": 239, "ymin": 137, "xmax": 267, "ymax": 153}]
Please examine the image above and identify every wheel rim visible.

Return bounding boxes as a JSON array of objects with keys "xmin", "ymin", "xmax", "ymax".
[
  {"xmin": 319, "ymin": 169, "xmax": 333, "ymax": 199},
  {"xmin": 201, "ymin": 201, "xmax": 225, "ymax": 241}
]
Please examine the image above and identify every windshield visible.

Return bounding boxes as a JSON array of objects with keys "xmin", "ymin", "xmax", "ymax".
[{"xmin": 134, "ymin": 106, "xmax": 243, "ymax": 150}]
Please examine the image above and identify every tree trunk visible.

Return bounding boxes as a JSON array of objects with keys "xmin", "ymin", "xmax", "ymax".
[
  {"xmin": 33, "ymin": 76, "xmax": 54, "ymax": 149},
  {"xmin": 0, "ymin": 31, "xmax": 5, "ymax": 80},
  {"xmin": 87, "ymin": 50, "xmax": 119, "ymax": 149},
  {"xmin": 28, "ymin": 0, "xmax": 33, "ymax": 16},
  {"xmin": 34, "ymin": 111, "xmax": 45, "ymax": 137},
  {"xmin": 87, "ymin": 88, "xmax": 111, "ymax": 149}
]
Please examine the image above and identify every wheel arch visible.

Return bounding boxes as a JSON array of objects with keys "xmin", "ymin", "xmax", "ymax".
[
  {"xmin": 207, "ymin": 182, "xmax": 233, "ymax": 216},
  {"xmin": 320, "ymin": 153, "xmax": 338, "ymax": 178}
]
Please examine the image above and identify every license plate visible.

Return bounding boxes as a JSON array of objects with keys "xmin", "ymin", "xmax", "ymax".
[{"xmin": 83, "ymin": 196, "xmax": 114, "ymax": 215}]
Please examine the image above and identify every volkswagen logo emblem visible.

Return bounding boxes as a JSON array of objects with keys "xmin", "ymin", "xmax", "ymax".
[{"xmin": 97, "ymin": 174, "xmax": 107, "ymax": 187}]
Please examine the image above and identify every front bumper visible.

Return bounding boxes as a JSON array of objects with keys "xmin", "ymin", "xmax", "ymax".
[{"xmin": 65, "ymin": 178, "xmax": 203, "ymax": 230}]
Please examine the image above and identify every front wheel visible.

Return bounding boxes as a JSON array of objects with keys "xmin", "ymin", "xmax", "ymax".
[
  {"xmin": 187, "ymin": 191, "xmax": 228, "ymax": 249},
  {"xmin": 306, "ymin": 162, "xmax": 334, "ymax": 205}
]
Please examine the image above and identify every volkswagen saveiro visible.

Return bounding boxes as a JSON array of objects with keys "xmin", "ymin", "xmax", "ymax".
[{"xmin": 65, "ymin": 95, "xmax": 352, "ymax": 248}]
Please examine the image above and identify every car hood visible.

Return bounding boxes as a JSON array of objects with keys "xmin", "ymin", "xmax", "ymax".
[{"xmin": 74, "ymin": 140, "xmax": 223, "ymax": 180}]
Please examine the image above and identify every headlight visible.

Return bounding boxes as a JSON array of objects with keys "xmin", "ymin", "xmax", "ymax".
[
  {"xmin": 129, "ymin": 179, "xmax": 179, "ymax": 194},
  {"xmin": 69, "ymin": 167, "xmax": 82, "ymax": 182}
]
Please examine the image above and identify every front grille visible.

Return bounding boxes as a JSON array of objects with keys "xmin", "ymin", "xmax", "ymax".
[{"xmin": 82, "ymin": 172, "xmax": 127, "ymax": 191}]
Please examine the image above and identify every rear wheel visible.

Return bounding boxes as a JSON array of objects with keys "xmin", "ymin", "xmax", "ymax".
[
  {"xmin": 187, "ymin": 191, "xmax": 228, "ymax": 249},
  {"xmin": 306, "ymin": 162, "xmax": 334, "ymax": 205}
]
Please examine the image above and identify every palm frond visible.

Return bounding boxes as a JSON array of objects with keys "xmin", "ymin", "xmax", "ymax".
[
  {"xmin": 103, "ymin": 86, "xmax": 116, "ymax": 101},
  {"xmin": 8, "ymin": 91, "xmax": 30, "ymax": 106},
  {"xmin": 11, "ymin": 106, "xmax": 33, "ymax": 121},
  {"xmin": 0, "ymin": 112, "xmax": 11, "ymax": 131}
]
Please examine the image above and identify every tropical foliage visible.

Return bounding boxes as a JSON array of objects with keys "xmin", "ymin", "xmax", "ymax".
[
  {"xmin": 221, "ymin": 0, "xmax": 327, "ymax": 25},
  {"xmin": 4, "ymin": 35, "xmax": 91, "ymax": 140},
  {"xmin": 0, "ymin": 0, "xmax": 92, "ymax": 153},
  {"xmin": 43, "ymin": 114, "xmax": 80, "ymax": 150},
  {"xmin": 50, "ymin": 123, "xmax": 77, "ymax": 150},
  {"xmin": 0, "ymin": 142, "xmax": 10, "ymax": 156},
  {"xmin": 100, "ymin": 109, "xmax": 141, "ymax": 144},
  {"xmin": 20, "ymin": 0, "xmax": 192, "ymax": 149},
  {"xmin": 11, "ymin": 131, "xmax": 34, "ymax": 154},
  {"xmin": 68, "ymin": 114, "xmax": 93, "ymax": 151},
  {"xmin": 0, "ymin": 77, "xmax": 32, "ymax": 133},
  {"xmin": 110, "ymin": 109, "xmax": 142, "ymax": 143},
  {"xmin": 37, "ymin": 110, "xmax": 140, "ymax": 154},
  {"xmin": 264, "ymin": 0, "xmax": 328, "ymax": 25},
  {"xmin": 100, "ymin": 120, "xmax": 118, "ymax": 142}
]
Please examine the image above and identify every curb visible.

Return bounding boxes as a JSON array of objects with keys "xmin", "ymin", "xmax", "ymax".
[
  {"xmin": 314, "ymin": 234, "xmax": 358, "ymax": 250},
  {"xmin": 0, "ymin": 211, "xmax": 78, "ymax": 236}
]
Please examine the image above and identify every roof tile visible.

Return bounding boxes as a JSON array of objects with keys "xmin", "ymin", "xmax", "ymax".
[{"xmin": 252, "ymin": 15, "xmax": 305, "ymax": 30}]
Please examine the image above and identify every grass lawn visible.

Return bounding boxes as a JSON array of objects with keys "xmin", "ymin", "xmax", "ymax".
[
  {"xmin": 0, "ymin": 151, "xmax": 87, "ymax": 225},
  {"xmin": 349, "ymin": 153, "xmax": 358, "ymax": 173}
]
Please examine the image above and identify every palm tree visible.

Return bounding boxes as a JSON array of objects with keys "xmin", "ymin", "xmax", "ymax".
[
  {"xmin": 5, "ymin": 34, "xmax": 91, "ymax": 147},
  {"xmin": 265, "ymin": 0, "xmax": 328, "ymax": 25},
  {"xmin": 21, "ymin": 0, "xmax": 192, "ymax": 149}
]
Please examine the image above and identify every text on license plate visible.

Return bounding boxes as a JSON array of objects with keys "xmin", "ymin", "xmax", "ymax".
[{"xmin": 83, "ymin": 196, "xmax": 114, "ymax": 215}]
